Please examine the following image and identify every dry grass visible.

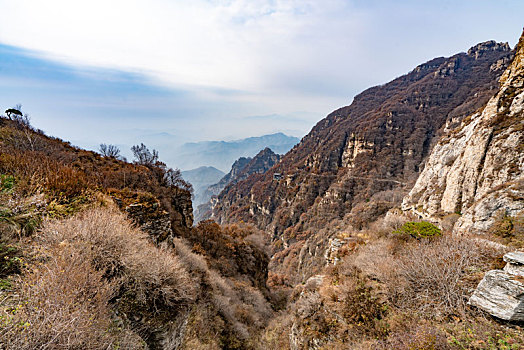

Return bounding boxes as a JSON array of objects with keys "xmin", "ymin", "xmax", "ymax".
[
  {"xmin": 37, "ymin": 206, "xmax": 196, "ymax": 308},
  {"xmin": 351, "ymin": 227, "xmax": 502, "ymax": 319},
  {"xmin": 0, "ymin": 206, "xmax": 197, "ymax": 349},
  {"xmin": 0, "ymin": 243, "xmax": 143, "ymax": 349},
  {"xmin": 173, "ymin": 236, "xmax": 273, "ymax": 346},
  {"xmin": 275, "ymin": 226, "xmax": 508, "ymax": 349}
]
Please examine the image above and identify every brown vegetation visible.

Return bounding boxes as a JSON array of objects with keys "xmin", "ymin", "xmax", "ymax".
[
  {"xmin": 0, "ymin": 207, "xmax": 195, "ymax": 349},
  {"xmin": 0, "ymin": 116, "xmax": 274, "ymax": 349}
]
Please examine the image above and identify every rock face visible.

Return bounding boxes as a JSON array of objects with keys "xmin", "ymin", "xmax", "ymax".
[
  {"xmin": 111, "ymin": 188, "xmax": 193, "ymax": 243},
  {"xmin": 402, "ymin": 31, "xmax": 524, "ymax": 234},
  {"xmin": 212, "ymin": 40, "xmax": 512, "ymax": 233},
  {"xmin": 125, "ymin": 201, "xmax": 173, "ymax": 243},
  {"xmin": 469, "ymin": 252, "xmax": 524, "ymax": 321}
]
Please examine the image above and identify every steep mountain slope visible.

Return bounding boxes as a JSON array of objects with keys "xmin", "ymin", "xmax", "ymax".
[
  {"xmin": 196, "ymin": 148, "xmax": 281, "ymax": 222},
  {"xmin": 201, "ymin": 157, "xmax": 253, "ymax": 202},
  {"xmin": 173, "ymin": 133, "xmax": 299, "ymax": 172},
  {"xmin": 210, "ymin": 40, "xmax": 513, "ymax": 282},
  {"xmin": 402, "ymin": 31, "xmax": 524, "ymax": 235}
]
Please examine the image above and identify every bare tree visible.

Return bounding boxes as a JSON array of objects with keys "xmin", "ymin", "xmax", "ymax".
[
  {"xmin": 131, "ymin": 143, "xmax": 159, "ymax": 166},
  {"xmin": 99, "ymin": 144, "xmax": 121, "ymax": 158},
  {"xmin": 4, "ymin": 105, "xmax": 35, "ymax": 151},
  {"xmin": 164, "ymin": 167, "xmax": 193, "ymax": 193}
]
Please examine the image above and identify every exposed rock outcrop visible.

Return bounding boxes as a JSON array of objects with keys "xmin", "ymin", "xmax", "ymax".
[
  {"xmin": 110, "ymin": 188, "xmax": 193, "ymax": 243},
  {"xmin": 206, "ymin": 157, "xmax": 252, "ymax": 197},
  {"xmin": 469, "ymin": 252, "xmax": 524, "ymax": 321},
  {"xmin": 402, "ymin": 31, "xmax": 524, "ymax": 234}
]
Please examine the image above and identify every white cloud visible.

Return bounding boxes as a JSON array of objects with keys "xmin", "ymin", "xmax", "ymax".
[
  {"xmin": 0, "ymin": 0, "xmax": 366, "ymax": 93},
  {"xmin": 0, "ymin": 0, "xmax": 523, "ymax": 154},
  {"xmin": 2, "ymin": 0, "xmax": 522, "ymax": 97}
]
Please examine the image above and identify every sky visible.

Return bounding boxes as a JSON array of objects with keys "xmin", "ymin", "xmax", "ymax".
[{"xmin": 0, "ymin": 0, "xmax": 523, "ymax": 167}]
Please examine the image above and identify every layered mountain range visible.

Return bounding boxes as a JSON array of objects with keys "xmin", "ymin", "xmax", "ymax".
[
  {"xmin": 196, "ymin": 148, "xmax": 282, "ymax": 222},
  {"xmin": 2, "ymin": 30, "xmax": 524, "ymax": 350},
  {"xmin": 181, "ymin": 166, "xmax": 225, "ymax": 205},
  {"xmin": 204, "ymin": 39, "xmax": 515, "ymax": 282},
  {"xmin": 173, "ymin": 133, "xmax": 298, "ymax": 172}
]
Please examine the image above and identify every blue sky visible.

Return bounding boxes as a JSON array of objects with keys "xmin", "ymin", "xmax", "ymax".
[{"xmin": 0, "ymin": 0, "xmax": 523, "ymax": 168}]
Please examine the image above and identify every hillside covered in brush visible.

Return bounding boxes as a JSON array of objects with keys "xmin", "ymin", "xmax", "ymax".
[{"xmin": 0, "ymin": 117, "xmax": 275, "ymax": 349}]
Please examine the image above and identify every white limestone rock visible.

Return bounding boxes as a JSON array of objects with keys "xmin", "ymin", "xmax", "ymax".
[
  {"xmin": 402, "ymin": 31, "xmax": 524, "ymax": 235},
  {"xmin": 469, "ymin": 270, "xmax": 524, "ymax": 321},
  {"xmin": 504, "ymin": 251, "xmax": 524, "ymax": 265},
  {"xmin": 503, "ymin": 252, "xmax": 524, "ymax": 276}
]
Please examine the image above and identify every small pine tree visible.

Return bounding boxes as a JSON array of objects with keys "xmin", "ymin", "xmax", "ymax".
[{"xmin": 393, "ymin": 221, "xmax": 441, "ymax": 239}]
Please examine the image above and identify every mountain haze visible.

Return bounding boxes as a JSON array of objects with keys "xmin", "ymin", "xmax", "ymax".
[
  {"xmin": 196, "ymin": 148, "xmax": 282, "ymax": 222},
  {"xmin": 181, "ymin": 166, "xmax": 225, "ymax": 205},
  {"xmin": 173, "ymin": 133, "xmax": 299, "ymax": 172},
  {"xmin": 2, "ymin": 23, "xmax": 524, "ymax": 349}
]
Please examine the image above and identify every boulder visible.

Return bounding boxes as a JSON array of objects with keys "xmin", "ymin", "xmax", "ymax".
[
  {"xmin": 504, "ymin": 252, "xmax": 524, "ymax": 276},
  {"xmin": 469, "ymin": 252, "xmax": 524, "ymax": 321}
]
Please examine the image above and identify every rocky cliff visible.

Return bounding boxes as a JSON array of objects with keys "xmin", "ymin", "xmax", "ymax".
[
  {"xmin": 203, "ymin": 157, "xmax": 253, "ymax": 200},
  {"xmin": 402, "ymin": 31, "xmax": 524, "ymax": 235}
]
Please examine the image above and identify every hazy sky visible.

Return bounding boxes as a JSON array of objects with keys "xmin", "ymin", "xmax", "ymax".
[{"xmin": 0, "ymin": 0, "xmax": 523, "ymax": 165}]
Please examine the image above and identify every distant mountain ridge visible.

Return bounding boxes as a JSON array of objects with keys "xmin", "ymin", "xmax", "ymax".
[
  {"xmin": 196, "ymin": 148, "xmax": 281, "ymax": 222},
  {"xmin": 173, "ymin": 132, "xmax": 299, "ymax": 172},
  {"xmin": 181, "ymin": 166, "xmax": 225, "ymax": 205}
]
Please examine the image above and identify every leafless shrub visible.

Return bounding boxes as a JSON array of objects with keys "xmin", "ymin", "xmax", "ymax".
[
  {"xmin": 173, "ymin": 236, "xmax": 209, "ymax": 273},
  {"xmin": 393, "ymin": 234, "xmax": 500, "ymax": 317},
  {"xmin": 0, "ymin": 244, "xmax": 143, "ymax": 349},
  {"xmin": 172, "ymin": 237, "xmax": 273, "ymax": 342},
  {"xmin": 1, "ymin": 206, "xmax": 202, "ymax": 349},
  {"xmin": 369, "ymin": 209, "xmax": 409, "ymax": 237},
  {"xmin": 163, "ymin": 167, "xmax": 193, "ymax": 193},
  {"xmin": 99, "ymin": 143, "xmax": 122, "ymax": 159},
  {"xmin": 259, "ymin": 313, "xmax": 293, "ymax": 350},
  {"xmin": 352, "ymin": 238, "xmax": 398, "ymax": 284},
  {"xmin": 378, "ymin": 322, "xmax": 450, "ymax": 350},
  {"xmin": 131, "ymin": 143, "xmax": 159, "ymax": 166},
  {"xmin": 39, "ymin": 207, "xmax": 197, "ymax": 307}
]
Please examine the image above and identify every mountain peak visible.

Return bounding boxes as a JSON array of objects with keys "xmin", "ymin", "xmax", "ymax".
[
  {"xmin": 257, "ymin": 147, "xmax": 277, "ymax": 156},
  {"xmin": 467, "ymin": 40, "xmax": 511, "ymax": 59},
  {"xmin": 402, "ymin": 29, "xmax": 524, "ymax": 235}
]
